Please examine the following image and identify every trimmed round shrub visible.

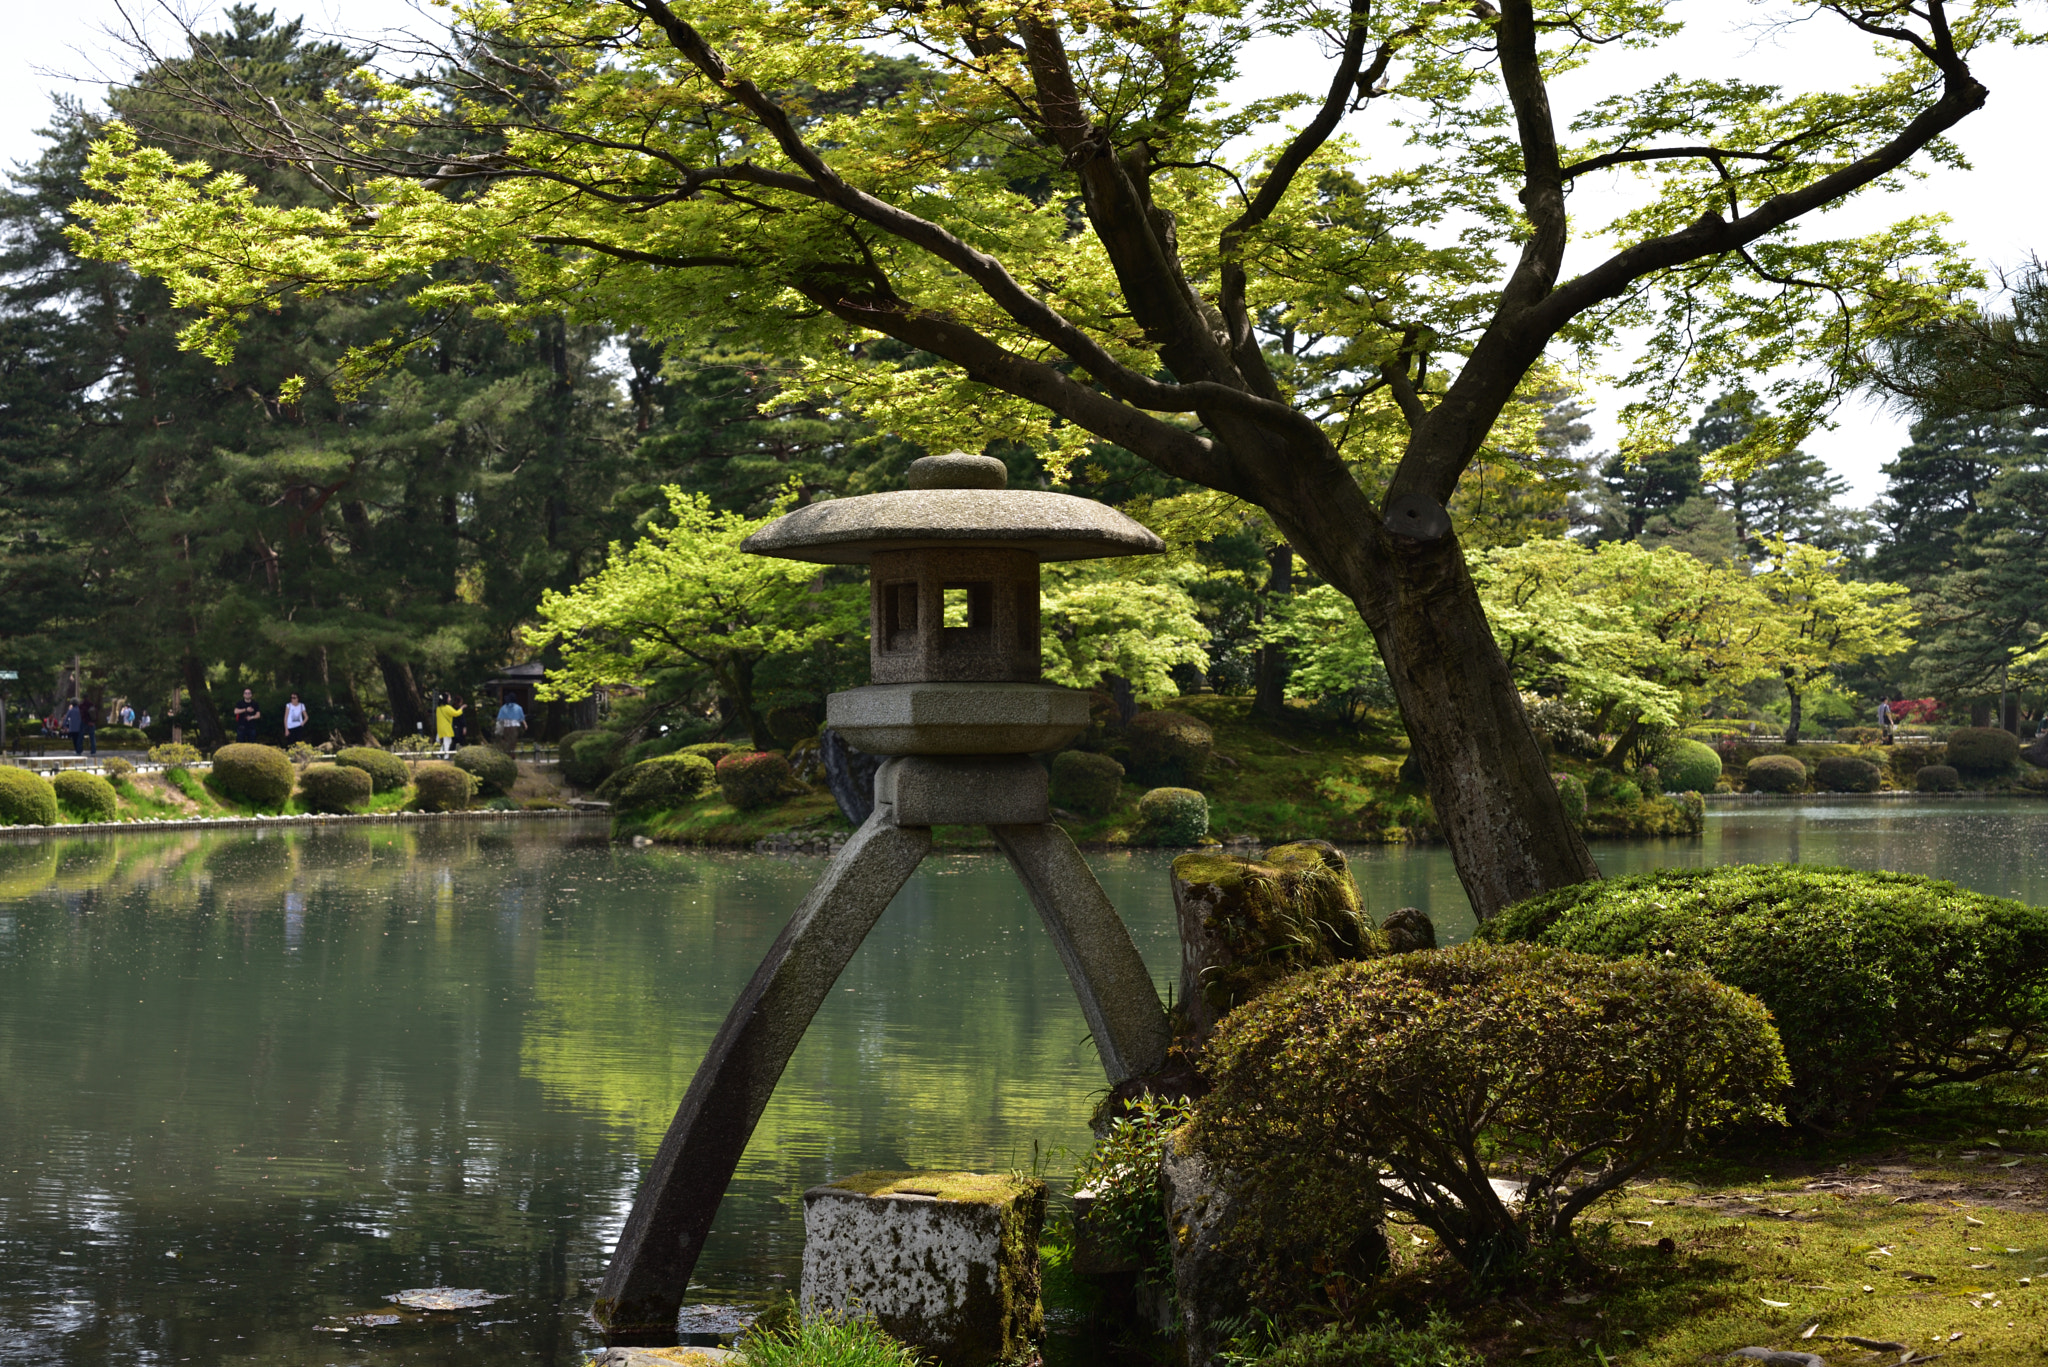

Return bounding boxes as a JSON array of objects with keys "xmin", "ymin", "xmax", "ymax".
[
  {"xmin": 411, "ymin": 761, "xmax": 477, "ymax": 812},
  {"xmin": 1946, "ymin": 726, "xmax": 2020, "ymax": 776},
  {"xmin": 335, "ymin": 746, "xmax": 409, "ymax": 794},
  {"xmin": 1051, "ymin": 750, "xmax": 1125, "ymax": 815},
  {"xmin": 209, "ymin": 744, "xmax": 295, "ymax": 808},
  {"xmin": 0, "ymin": 770, "xmax": 58, "ymax": 823},
  {"xmin": 556, "ymin": 730, "xmax": 622, "ymax": 789},
  {"xmin": 297, "ymin": 763, "xmax": 372, "ymax": 814},
  {"xmin": 102, "ymin": 757, "xmax": 135, "ymax": 778},
  {"xmin": 53, "ymin": 770, "xmax": 118, "ymax": 823},
  {"xmin": 716, "ymin": 751, "xmax": 798, "ymax": 811},
  {"xmin": 148, "ymin": 742, "xmax": 202, "ymax": 769},
  {"xmin": 1551, "ymin": 772, "xmax": 1586, "ymax": 827},
  {"xmin": 451, "ymin": 744, "xmax": 518, "ymax": 796},
  {"xmin": 1655, "ymin": 738, "xmax": 1723, "ymax": 793},
  {"xmin": 766, "ymin": 706, "xmax": 819, "ymax": 746},
  {"xmin": 611, "ymin": 753, "xmax": 717, "ymax": 814},
  {"xmin": 1743, "ymin": 753, "xmax": 1806, "ymax": 793},
  {"xmin": 1135, "ymin": 786, "xmax": 1208, "ymax": 845},
  {"xmin": 1485, "ymin": 864, "xmax": 2048, "ymax": 1132},
  {"xmin": 1813, "ymin": 755, "xmax": 1881, "ymax": 793},
  {"xmin": 1126, "ymin": 710, "xmax": 1213, "ymax": 785},
  {"xmin": 95, "ymin": 725, "xmax": 150, "ymax": 749},
  {"xmin": 680, "ymin": 741, "xmax": 745, "ymax": 763},
  {"xmin": 1191, "ymin": 944, "xmax": 1786, "ymax": 1296},
  {"xmin": 1916, "ymin": 763, "xmax": 1961, "ymax": 792}
]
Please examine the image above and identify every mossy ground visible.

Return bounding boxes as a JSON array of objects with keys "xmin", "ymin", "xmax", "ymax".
[
  {"xmin": 1327, "ymin": 1075, "xmax": 2048, "ymax": 1367},
  {"xmin": 609, "ymin": 696, "xmax": 1697, "ymax": 848}
]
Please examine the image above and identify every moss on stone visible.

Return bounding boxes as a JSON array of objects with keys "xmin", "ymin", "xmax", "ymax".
[{"xmin": 824, "ymin": 1169, "xmax": 1037, "ymax": 1206}]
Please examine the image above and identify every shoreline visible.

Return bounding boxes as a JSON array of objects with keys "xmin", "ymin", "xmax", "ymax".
[{"xmin": 0, "ymin": 806, "xmax": 608, "ymax": 843}]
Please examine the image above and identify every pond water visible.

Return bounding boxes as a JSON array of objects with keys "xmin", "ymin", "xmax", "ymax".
[{"xmin": 0, "ymin": 798, "xmax": 2044, "ymax": 1365}]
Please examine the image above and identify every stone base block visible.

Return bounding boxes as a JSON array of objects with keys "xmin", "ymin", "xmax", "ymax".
[
  {"xmin": 827, "ymin": 682, "xmax": 1089, "ymax": 755},
  {"xmin": 876, "ymin": 755, "xmax": 1049, "ymax": 827},
  {"xmin": 801, "ymin": 1170, "xmax": 1045, "ymax": 1366}
]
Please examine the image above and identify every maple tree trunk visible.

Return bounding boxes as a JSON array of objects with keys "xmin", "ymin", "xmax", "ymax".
[
  {"xmin": 1252, "ymin": 544, "xmax": 1293, "ymax": 720},
  {"xmin": 1784, "ymin": 683, "xmax": 1804, "ymax": 746}
]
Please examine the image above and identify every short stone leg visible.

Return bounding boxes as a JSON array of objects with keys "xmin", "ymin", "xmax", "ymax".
[
  {"xmin": 595, "ymin": 807, "xmax": 933, "ymax": 1342},
  {"xmin": 991, "ymin": 823, "xmax": 1171, "ymax": 1084}
]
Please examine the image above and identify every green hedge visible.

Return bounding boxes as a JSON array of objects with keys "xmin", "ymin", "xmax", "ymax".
[
  {"xmin": 1946, "ymin": 726, "xmax": 2020, "ymax": 776},
  {"xmin": 1813, "ymin": 755, "xmax": 1881, "ymax": 793},
  {"xmin": 1916, "ymin": 764, "xmax": 1961, "ymax": 792},
  {"xmin": 1126, "ymin": 710, "xmax": 1213, "ymax": 785},
  {"xmin": 1484, "ymin": 865, "xmax": 2048, "ymax": 1131},
  {"xmin": 1743, "ymin": 754, "xmax": 1805, "ymax": 793},
  {"xmin": 411, "ymin": 761, "xmax": 476, "ymax": 812},
  {"xmin": 557, "ymin": 730, "xmax": 622, "ymax": 788},
  {"xmin": 335, "ymin": 746, "xmax": 409, "ymax": 793},
  {"xmin": 53, "ymin": 770, "xmax": 118, "ymax": 822},
  {"xmin": 0, "ymin": 768, "xmax": 58, "ymax": 826},
  {"xmin": 1135, "ymin": 786, "xmax": 1207, "ymax": 845},
  {"xmin": 1050, "ymin": 750, "xmax": 1124, "ymax": 815},
  {"xmin": 1656, "ymin": 738, "xmax": 1723, "ymax": 793},
  {"xmin": 451, "ymin": 744, "xmax": 517, "ymax": 796},
  {"xmin": 716, "ymin": 751, "xmax": 797, "ymax": 810},
  {"xmin": 210, "ymin": 744, "xmax": 295, "ymax": 808},
  {"xmin": 610, "ymin": 753, "xmax": 717, "ymax": 813},
  {"xmin": 297, "ymin": 763, "xmax": 373, "ymax": 814}
]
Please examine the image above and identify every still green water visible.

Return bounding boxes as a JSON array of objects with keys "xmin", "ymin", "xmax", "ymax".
[{"xmin": 0, "ymin": 800, "xmax": 2043, "ymax": 1365}]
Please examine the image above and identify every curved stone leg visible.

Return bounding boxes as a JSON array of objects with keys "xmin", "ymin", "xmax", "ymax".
[
  {"xmin": 991, "ymin": 822, "xmax": 1171, "ymax": 1084},
  {"xmin": 595, "ymin": 807, "xmax": 932, "ymax": 1342}
]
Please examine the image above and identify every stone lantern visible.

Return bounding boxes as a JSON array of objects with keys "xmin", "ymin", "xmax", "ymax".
[{"xmin": 596, "ymin": 454, "xmax": 1174, "ymax": 1345}]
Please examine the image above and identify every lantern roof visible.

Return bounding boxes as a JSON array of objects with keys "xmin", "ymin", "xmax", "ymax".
[{"xmin": 740, "ymin": 453, "xmax": 1165, "ymax": 565}]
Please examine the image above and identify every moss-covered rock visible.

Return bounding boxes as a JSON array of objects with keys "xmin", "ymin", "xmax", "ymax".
[
  {"xmin": 1744, "ymin": 754, "xmax": 1806, "ymax": 793},
  {"xmin": 411, "ymin": 761, "xmax": 476, "ymax": 812},
  {"xmin": 53, "ymin": 770, "xmax": 118, "ymax": 822},
  {"xmin": 1050, "ymin": 750, "xmax": 1124, "ymax": 815},
  {"xmin": 1127, "ymin": 710, "xmax": 1213, "ymax": 785},
  {"xmin": 1170, "ymin": 840, "xmax": 1383, "ymax": 1040},
  {"xmin": 450, "ymin": 744, "xmax": 517, "ymax": 796},
  {"xmin": 209, "ymin": 744, "xmax": 295, "ymax": 808},
  {"xmin": 297, "ymin": 762, "xmax": 373, "ymax": 814},
  {"xmin": 335, "ymin": 746, "xmax": 409, "ymax": 793},
  {"xmin": 1135, "ymin": 786, "xmax": 1208, "ymax": 845}
]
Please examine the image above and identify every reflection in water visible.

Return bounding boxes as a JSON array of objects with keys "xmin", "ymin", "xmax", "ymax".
[{"xmin": 0, "ymin": 800, "xmax": 2044, "ymax": 1365}]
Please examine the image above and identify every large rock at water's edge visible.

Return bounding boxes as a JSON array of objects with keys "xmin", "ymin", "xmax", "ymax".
[
  {"xmin": 1170, "ymin": 840, "xmax": 1382, "ymax": 1041},
  {"xmin": 821, "ymin": 727, "xmax": 883, "ymax": 826},
  {"xmin": 801, "ymin": 1170, "xmax": 1043, "ymax": 1366},
  {"xmin": 1161, "ymin": 1147, "xmax": 1251, "ymax": 1367}
]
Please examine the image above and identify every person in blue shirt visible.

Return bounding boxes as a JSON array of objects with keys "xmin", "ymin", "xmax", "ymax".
[{"xmin": 494, "ymin": 695, "xmax": 527, "ymax": 753}]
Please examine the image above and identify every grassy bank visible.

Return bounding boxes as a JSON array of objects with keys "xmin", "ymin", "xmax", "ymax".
[
  {"xmin": 9, "ymin": 759, "xmax": 572, "ymax": 827},
  {"xmin": 610, "ymin": 696, "xmax": 1702, "ymax": 848}
]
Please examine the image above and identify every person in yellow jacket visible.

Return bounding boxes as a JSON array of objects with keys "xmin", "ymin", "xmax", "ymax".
[{"xmin": 434, "ymin": 694, "xmax": 464, "ymax": 753}]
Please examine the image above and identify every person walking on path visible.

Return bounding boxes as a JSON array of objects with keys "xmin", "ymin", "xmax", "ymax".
[
  {"xmin": 63, "ymin": 700, "xmax": 83, "ymax": 755},
  {"xmin": 1878, "ymin": 697, "xmax": 1896, "ymax": 745},
  {"xmin": 233, "ymin": 689, "xmax": 262, "ymax": 743},
  {"xmin": 80, "ymin": 699, "xmax": 97, "ymax": 756},
  {"xmin": 434, "ymin": 694, "xmax": 462, "ymax": 753},
  {"xmin": 284, "ymin": 694, "xmax": 309, "ymax": 744},
  {"xmin": 494, "ymin": 695, "xmax": 526, "ymax": 754}
]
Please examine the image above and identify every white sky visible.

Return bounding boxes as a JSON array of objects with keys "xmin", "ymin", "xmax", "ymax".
[{"xmin": 6, "ymin": 2, "xmax": 2039, "ymax": 505}]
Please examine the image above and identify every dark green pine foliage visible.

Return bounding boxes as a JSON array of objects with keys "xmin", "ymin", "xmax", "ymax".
[
  {"xmin": 1588, "ymin": 442, "xmax": 1702, "ymax": 542},
  {"xmin": 1869, "ymin": 412, "xmax": 2044, "ymax": 584},
  {"xmin": 1913, "ymin": 456, "xmax": 2048, "ymax": 700},
  {"xmin": 1696, "ymin": 389, "xmax": 1861, "ymax": 558}
]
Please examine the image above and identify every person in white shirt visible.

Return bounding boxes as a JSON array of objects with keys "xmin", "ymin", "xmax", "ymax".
[{"xmin": 284, "ymin": 693, "xmax": 310, "ymax": 744}]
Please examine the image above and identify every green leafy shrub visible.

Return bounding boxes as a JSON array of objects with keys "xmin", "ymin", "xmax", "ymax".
[
  {"xmin": 102, "ymin": 757, "xmax": 135, "ymax": 778},
  {"xmin": 681, "ymin": 740, "xmax": 745, "ymax": 763},
  {"xmin": 450, "ymin": 744, "xmax": 518, "ymax": 796},
  {"xmin": 297, "ymin": 763, "xmax": 372, "ymax": 814},
  {"xmin": 1192, "ymin": 944, "xmax": 1785, "ymax": 1289},
  {"xmin": 209, "ymin": 744, "xmax": 295, "ymax": 808},
  {"xmin": 1655, "ymin": 738, "xmax": 1723, "ymax": 792},
  {"xmin": 556, "ymin": 729, "xmax": 623, "ymax": 788},
  {"xmin": 766, "ymin": 706, "xmax": 819, "ymax": 746},
  {"xmin": 148, "ymin": 742, "xmax": 202, "ymax": 769},
  {"xmin": 1607, "ymin": 779, "xmax": 1642, "ymax": 806},
  {"xmin": 0, "ymin": 767, "xmax": 59, "ymax": 826},
  {"xmin": 1072, "ymin": 1093, "xmax": 1186, "ymax": 1282},
  {"xmin": 610, "ymin": 753, "xmax": 717, "ymax": 813},
  {"xmin": 1550, "ymin": 772, "xmax": 1585, "ymax": 828},
  {"xmin": 738, "ymin": 1312, "xmax": 929, "ymax": 1367},
  {"xmin": 1946, "ymin": 726, "xmax": 2020, "ymax": 776},
  {"xmin": 1916, "ymin": 763, "xmax": 1961, "ymax": 792},
  {"xmin": 1135, "ymin": 786, "xmax": 1208, "ymax": 845},
  {"xmin": 1237, "ymin": 1314, "xmax": 1482, "ymax": 1367},
  {"xmin": 1485, "ymin": 864, "xmax": 2048, "ymax": 1131},
  {"xmin": 1051, "ymin": 750, "xmax": 1124, "ymax": 814},
  {"xmin": 411, "ymin": 761, "xmax": 476, "ymax": 812},
  {"xmin": 1885, "ymin": 743, "xmax": 1943, "ymax": 786},
  {"xmin": 390, "ymin": 733, "xmax": 435, "ymax": 755},
  {"xmin": 1127, "ymin": 710, "xmax": 1214, "ymax": 785},
  {"xmin": 1743, "ymin": 754, "xmax": 1806, "ymax": 792},
  {"xmin": 335, "ymin": 746, "xmax": 409, "ymax": 793},
  {"xmin": 1814, "ymin": 755, "xmax": 1881, "ymax": 792},
  {"xmin": 95, "ymin": 725, "xmax": 150, "ymax": 748},
  {"xmin": 286, "ymin": 741, "xmax": 320, "ymax": 765},
  {"xmin": 53, "ymin": 770, "xmax": 119, "ymax": 822},
  {"xmin": 717, "ymin": 751, "xmax": 799, "ymax": 810}
]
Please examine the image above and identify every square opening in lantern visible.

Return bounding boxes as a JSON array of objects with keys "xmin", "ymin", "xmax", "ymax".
[
  {"xmin": 883, "ymin": 581, "xmax": 919, "ymax": 652},
  {"xmin": 940, "ymin": 582, "xmax": 993, "ymax": 648}
]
